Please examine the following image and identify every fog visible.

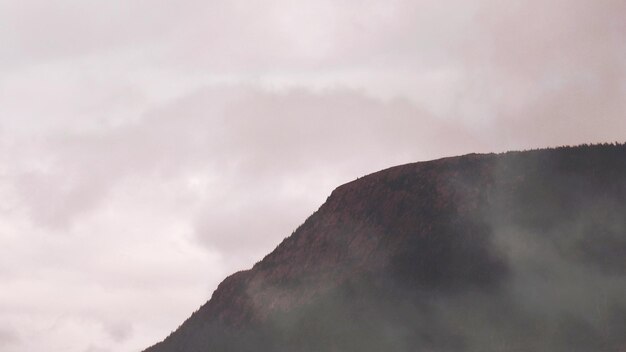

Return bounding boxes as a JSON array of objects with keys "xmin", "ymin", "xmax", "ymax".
[{"xmin": 0, "ymin": 0, "xmax": 624, "ymax": 351}]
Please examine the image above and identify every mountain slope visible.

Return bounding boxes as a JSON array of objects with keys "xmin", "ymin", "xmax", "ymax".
[{"xmin": 145, "ymin": 144, "xmax": 626, "ymax": 352}]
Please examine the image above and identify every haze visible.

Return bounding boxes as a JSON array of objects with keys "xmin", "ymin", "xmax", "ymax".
[{"xmin": 0, "ymin": 1, "xmax": 624, "ymax": 351}]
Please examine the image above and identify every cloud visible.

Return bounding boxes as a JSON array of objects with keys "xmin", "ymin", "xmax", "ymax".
[
  {"xmin": 0, "ymin": 0, "xmax": 624, "ymax": 351},
  {"xmin": 103, "ymin": 321, "xmax": 133, "ymax": 343},
  {"xmin": 8, "ymin": 86, "xmax": 484, "ymax": 229},
  {"xmin": 464, "ymin": 0, "xmax": 626, "ymax": 145},
  {"xmin": 1, "ymin": 84, "xmax": 484, "ymax": 352},
  {"xmin": 0, "ymin": 327, "xmax": 19, "ymax": 347},
  {"xmin": 83, "ymin": 346, "xmax": 111, "ymax": 352}
]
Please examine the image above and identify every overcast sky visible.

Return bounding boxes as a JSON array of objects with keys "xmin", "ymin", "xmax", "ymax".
[{"xmin": 0, "ymin": 1, "xmax": 624, "ymax": 351}]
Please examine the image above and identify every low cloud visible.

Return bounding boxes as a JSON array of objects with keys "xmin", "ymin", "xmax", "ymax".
[{"xmin": 0, "ymin": 0, "xmax": 624, "ymax": 351}]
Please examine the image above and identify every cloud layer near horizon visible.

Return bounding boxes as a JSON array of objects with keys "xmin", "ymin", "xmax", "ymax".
[{"xmin": 0, "ymin": 0, "xmax": 624, "ymax": 351}]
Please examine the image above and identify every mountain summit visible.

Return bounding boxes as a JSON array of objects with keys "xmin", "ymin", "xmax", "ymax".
[{"xmin": 145, "ymin": 144, "xmax": 626, "ymax": 352}]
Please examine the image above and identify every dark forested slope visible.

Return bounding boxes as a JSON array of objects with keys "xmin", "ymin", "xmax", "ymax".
[{"xmin": 145, "ymin": 144, "xmax": 626, "ymax": 352}]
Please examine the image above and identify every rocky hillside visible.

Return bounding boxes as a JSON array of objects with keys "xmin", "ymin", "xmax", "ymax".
[{"xmin": 144, "ymin": 144, "xmax": 626, "ymax": 352}]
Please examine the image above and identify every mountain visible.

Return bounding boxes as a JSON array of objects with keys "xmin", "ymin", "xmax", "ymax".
[{"xmin": 144, "ymin": 144, "xmax": 626, "ymax": 352}]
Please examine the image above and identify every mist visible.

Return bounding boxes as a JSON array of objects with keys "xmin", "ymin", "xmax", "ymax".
[{"xmin": 1, "ymin": 0, "xmax": 625, "ymax": 351}]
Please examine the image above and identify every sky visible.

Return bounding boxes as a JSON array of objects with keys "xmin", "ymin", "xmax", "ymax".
[{"xmin": 0, "ymin": 0, "xmax": 624, "ymax": 351}]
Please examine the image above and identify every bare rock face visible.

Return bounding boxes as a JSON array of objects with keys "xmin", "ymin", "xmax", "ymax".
[{"xmin": 144, "ymin": 144, "xmax": 626, "ymax": 352}]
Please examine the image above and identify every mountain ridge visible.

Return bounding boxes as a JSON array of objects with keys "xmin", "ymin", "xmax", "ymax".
[{"xmin": 145, "ymin": 143, "xmax": 626, "ymax": 352}]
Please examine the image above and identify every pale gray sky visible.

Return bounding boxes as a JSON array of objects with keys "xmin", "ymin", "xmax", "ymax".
[{"xmin": 0, "ymin": 0, "xmax": 624, "ymax": 351}]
